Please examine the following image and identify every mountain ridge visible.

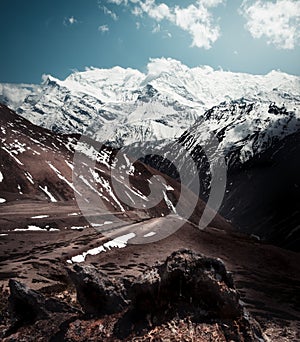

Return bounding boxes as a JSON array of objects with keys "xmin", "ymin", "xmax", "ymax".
[{"xmin": 1, "ymin": 58, "xmax": 299, "ymax": 148}]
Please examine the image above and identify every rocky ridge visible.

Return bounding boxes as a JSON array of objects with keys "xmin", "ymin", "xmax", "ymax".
[
  {"xmin": 2, "ymin": 250, "xmax": 268, "ymax": 341},
  {"xmin": 1, "ymin": 58, "xmax": 299, "ymax": 150}
]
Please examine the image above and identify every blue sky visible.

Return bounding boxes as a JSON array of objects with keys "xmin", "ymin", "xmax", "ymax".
[{"xmin": 0, "ymin": 0, "xmax": 299, "ymax": 83}]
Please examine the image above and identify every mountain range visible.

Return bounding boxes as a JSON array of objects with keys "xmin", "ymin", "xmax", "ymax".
[
  {"xmin": 0, "ymin": 104, "xmax": 299, "ymax": 341},
  {"xmin": 1, "ymin": 58, "xmax": 299, "ymax": 149},
  {"xmin": 1, "ymin": 58, "xmax": 300, "ymax": 250},
  {"xmin": 1, "ymin": 58, "xmax": 300, "ymax": 340}
]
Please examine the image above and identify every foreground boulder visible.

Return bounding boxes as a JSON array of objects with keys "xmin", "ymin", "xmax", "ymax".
[
  {"xmin": 7, "ymin": 280, "xmax": 79, "ymax": 329},
  {"xmin": 8, "ymin": 280, "xmax": 49, "ymax": 323},
  {"xmin": 129, "ymin": 249, "xmax": 240, "ymax": 321},
  {"xmin": 2, "ymin": 250, "xmax": 267, "ymax": 341},
  {"xmin": 66, "ymin": 249, "xmax": 267, "ymax": 341},
  {"xmin": 67, "ymin": 264, "xmax": 128, "ymax": 316}
]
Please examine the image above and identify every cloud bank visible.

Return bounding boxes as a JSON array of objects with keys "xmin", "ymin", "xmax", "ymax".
[
  {"xmin": 240, "ymin": 0, "xmax": 300, "ymax": 49},
  {"xmin": 108, "ymin": 0, "xmax": 225, "ymax": 49}
]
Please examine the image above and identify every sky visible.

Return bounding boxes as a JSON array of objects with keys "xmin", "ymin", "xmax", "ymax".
[{"xmin": 0, "ymin": 0, "xmax": 299, "ymax": 84}]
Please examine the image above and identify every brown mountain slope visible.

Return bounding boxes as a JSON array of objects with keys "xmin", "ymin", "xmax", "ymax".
[{"xmin": 0, "ymin": 104, "xmax": 299, "ymax": 341}]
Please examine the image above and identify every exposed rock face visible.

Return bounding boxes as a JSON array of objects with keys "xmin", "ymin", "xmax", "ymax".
[
  {"xmin": 129, "ymin": 249, "xmax": 240, "ymax": 321},
  {"xmin": 3, "ymin": 279, "xmax": 79, "ymax": 339},
  {"xmin": 8, "ymin": 279, "xmax": 78, "ymax": 323},
  {"xmin": 63, "ymin": 249, "xmax": 266, "ymax": 341},
  {"xmin": 67, "ymin": 264, "xmax": 128, "ymax": 316},
  {"xmin": 66, "ymin": 250, "xmax": 241, "ymax": 321},
  {"xmin": 3, "ymin": 250, "xmax": 267, "ymax": 340},
  {"xmin": 8, "ymin": 279, "xmax": 49, "ymax": 323}
]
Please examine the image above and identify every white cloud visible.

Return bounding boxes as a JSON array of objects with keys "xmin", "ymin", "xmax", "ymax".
[
  {"xmin": 132, "ymin": 6, "xmax": 143, "ymax": 16},
  {"xmin": 174, "ymin": 3, "xmax": 220, "ymax": 49},
  {"xmin": 63, "ymin": 16, "xmax": 78, "ymax": 26},
  {"xmin": 128, "ymin": 0, "xmax": 224, "ymax": 49},
  {"xmin": 201, "ymin": 0, "xmax": 225, "ymax": 7},
  {"xmin": 103, "ymin": 6, "xmax": 118, "ymax": 21},
  {"xmin": 69, "ymin": 17, "xmax": 77, "ymax": 25},
  {"xmin": 240, "ymin": 0, "xmax": 300, "ymax": 49},
  {"xmin": 136, "ymin": 21, "xmax": 141, "ymax": 29},
  {"xmin": 152, "ymin": 23, "xmax": 161, "ymax": 33},
  {"xmin": 139, "ymin": 1, "xmax": 174, "ymax": 21},
  {"xmin": 98, "ymin": 24, "xmax": 109, "ymax": 33},
  {"xmin": 107, "ymin": 0, "xmax": 128, "ymax": 4},
  {"xmin": 98, "ymin": 1, "xmax": 119, "ymax": 20}
]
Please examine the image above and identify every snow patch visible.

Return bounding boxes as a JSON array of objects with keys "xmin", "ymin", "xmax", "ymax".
[
  {"xmin": 31, "ymin": 215, "xmax": 49, "ymax": 219},
  {"xmin": 164, "ymin": 184, "xmax": 174, "ymax": 191},
  {"xmin": 163, "ymin": 191, "xmax": 177, "ymax": 213},
  {"xmin": 68, "ymin": 212, "xmax": 80, "ymax": 216},
  {"xmin": 91, "ymin": 221, "xmax": 113, "ymax": 227},
  {"xmin": 14, "ymin": 225, "xmax": 45, "ymax": 231},
  {"xmin": 123, "ymin": 154, "xmax": 135, "ymax": 175},
  {"xmin": 2, "ymin": 146, "xmax": 24, "ymax": 165},
  {"xmin": 10, "ymin": 140, "xmax": 26, "ymax": 154},
  {"xmin": 144, "ymin": 231, "xmax": 156, "ymax": 237},
  {"xmin": 91, "ymin": 171, "xmax": 125, "ymax": 212},
  {"xmin": 67, "ymin": 232, "xmax": 135, "ymax": 263},
  {"xmin": 71, "ymin": 226, "xmax": 88, "ymax": 230},
  {"xmin": 65, "ymin": 160, "xmax": 74, "ymax": 170},
  {"xmin": 25, "ymin": 171, "xmax": 34, "ymax": 184},
  {"xmin": 48, "ymin": 162, "xmax": 81, "ymax": 195},
  {"xmin": 14, "ymin": 225, "xmax": 59, "ymax": 232},
  {"xmin": 39, "ymin": 185, "xmax": 57, "ymax": 202}
]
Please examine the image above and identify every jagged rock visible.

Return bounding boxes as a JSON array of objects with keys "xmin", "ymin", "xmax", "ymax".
[
  {"xmin": 129, "ymin": 249, "xmax": 241, "ymax": 321},
  {"xmin": 9, "ymin": 280, "xmax": 49, "ymax": 323},
  {"xmin": 8, "ymin": 279, "xmax": 78, "ymax": 324},
  {"xmin": 2, "ymin": 250, "xmax": 270, "ymax": 341},
  {"xmin": 67, "ymin": 264, "xmax": 128, "ymax": 316},
  {"xmin": 65, "ymin": 249, "xmax": 266, "ymax": 341},
  {"xmin": 114, "ymin": 249, "xmax": 266, "ymax": 340}
]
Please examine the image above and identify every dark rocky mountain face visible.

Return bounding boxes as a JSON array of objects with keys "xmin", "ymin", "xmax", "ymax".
[
  {"xmin": 220, "ymin": 129, "xmax": 300, "ymax": 251},
  {"xmin": 177, "ymin": 112, "xmax": 300, "ymax": 252},
  {"xmin": 139, "ymin": 100, "xmax": 300, "ymax": 251}
]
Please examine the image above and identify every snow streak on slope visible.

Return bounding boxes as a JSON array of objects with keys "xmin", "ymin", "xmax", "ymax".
[{"xmin": 1, "ymin": 104, "xmax": 214, "ymax": 238}]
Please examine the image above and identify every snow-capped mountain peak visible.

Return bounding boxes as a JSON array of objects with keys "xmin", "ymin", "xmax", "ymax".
[{"xmin": 1, "ymin": 58, "xmax": 299, "ymax": 148}]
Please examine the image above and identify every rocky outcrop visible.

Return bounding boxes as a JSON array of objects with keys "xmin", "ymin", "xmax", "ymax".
[
  {"xmin": 3, "ymin": 250, "xmax": 267, "ymax": 341},
  {"xmin": 67, "ymin": 264, "xmax": 128, "ymax": 316},
  {"xmin": 2, "ymin": 279, "xmax": 80, "ymax": 339},
  {"xmin": 65, "ymin": 249, "xmax": 267, "ymax": 341},
  {"xmin": 66, "ymin": 250, "xmax": 241, "ymax": 321},
  {"xmin": 8, "ymin": 280, "xmax": 49, "ymax": 323},
  {"xmin": 129, "ymin": 249, "xmax": 240, "ymax": 321},
  {"xmin": 8, "ymin": 279, "xmax": 79, "ymax": 324}
]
